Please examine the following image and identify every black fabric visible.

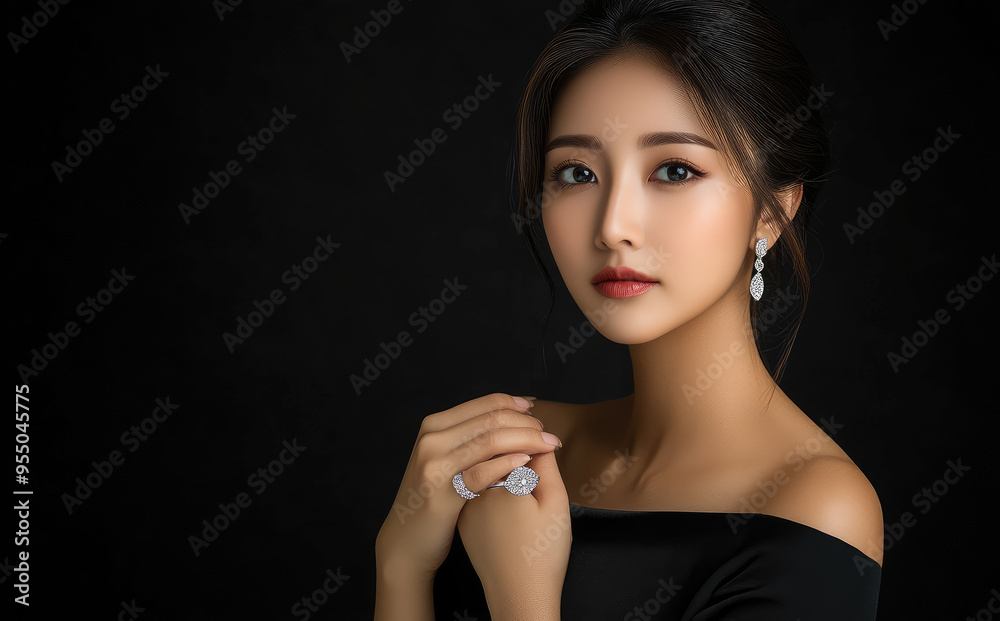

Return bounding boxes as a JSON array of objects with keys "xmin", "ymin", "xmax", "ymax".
[{"xmin": 433, "ymin": 503, "xmax": 881, "ymax": 620}]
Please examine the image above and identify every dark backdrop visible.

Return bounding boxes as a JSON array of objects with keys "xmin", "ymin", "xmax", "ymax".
[{"xmin": 7, "ymin": 0, "xmax": 998, "ymax": 618}]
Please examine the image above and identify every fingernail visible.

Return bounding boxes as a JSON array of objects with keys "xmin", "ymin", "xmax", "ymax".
[
  {"xmin": 523, "ymin": 396, "xmax": 538, "ymax": 401},
  {"xmin": 541, "ymin": 432, "xmax": 562, "ymax": 447},
  {"xmin": 513, "ymin": 396, "xmax": 531, "ymax": 410}
]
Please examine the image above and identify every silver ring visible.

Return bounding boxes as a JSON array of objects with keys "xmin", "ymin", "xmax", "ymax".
[
  {"xmin": 453, "ymin": 465, "xmax": 540, "ymax": 499},
  {"xmin": 487, "ymin": 465, "xmax": 540, "ymax": 496},
  {"xmin": 452, "ymin": 471, "xmax": 479, "ymax": 499}
]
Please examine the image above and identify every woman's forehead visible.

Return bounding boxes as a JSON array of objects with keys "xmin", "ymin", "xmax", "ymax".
[{"xmin": 547, "ymin": 55, "xmax": 707, "ymax": 142}]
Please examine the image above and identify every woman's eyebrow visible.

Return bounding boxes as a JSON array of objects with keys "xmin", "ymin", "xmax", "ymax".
[{"xmin": 544, "ymin": 130, "xmax": 717, "ymax": 153}]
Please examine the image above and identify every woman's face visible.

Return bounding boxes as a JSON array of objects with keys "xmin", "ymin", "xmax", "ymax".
[{"xmin": 541, "ymin": 53, "xmax": 758, "ymax": 344}]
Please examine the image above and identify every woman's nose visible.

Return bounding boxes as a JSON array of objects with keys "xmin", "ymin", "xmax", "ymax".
[{"xmin": 595, "ymin": 178, "xmax": 645, "ymax": 250}]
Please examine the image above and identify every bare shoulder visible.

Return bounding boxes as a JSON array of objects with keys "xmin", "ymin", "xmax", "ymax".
[{"xmin": 764, "ymin": 453, "xmax": 885, "ymax": 567}]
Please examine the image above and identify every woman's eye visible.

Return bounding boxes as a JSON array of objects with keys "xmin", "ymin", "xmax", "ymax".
[
  {"xmin": 548, "ymin": 160, "xmax": 703, "ymax": 187},
  {"xmin": 654, "ymin": 162, "xmax": 695, "ymax": 183},
  {"xmin": 559, "ymin": 165, "xmax": 595, "ymax": 184}
]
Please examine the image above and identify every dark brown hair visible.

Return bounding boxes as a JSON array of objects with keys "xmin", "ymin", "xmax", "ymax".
[{"xmin": 511, "ymin": 0, "xmax": 831, "ymax": 384}]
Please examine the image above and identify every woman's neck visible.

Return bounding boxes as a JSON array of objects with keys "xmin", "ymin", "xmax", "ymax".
[{"xmin": 623, "ymin": 291, "xmax": 783, "ymax": 468}]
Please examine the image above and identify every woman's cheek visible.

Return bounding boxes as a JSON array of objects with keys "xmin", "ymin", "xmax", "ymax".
[
  {"xmin": 659, "ymin": 184, "xmax": 748, "ymax": 300},
  {"xmin": 542, "ymin": 200, "xmax": 588, "ymax": 277}
]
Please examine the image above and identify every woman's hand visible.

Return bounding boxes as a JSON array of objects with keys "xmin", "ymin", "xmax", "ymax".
[
  {"xmin": 457, "ymin": 448, "xmax": 571, "ymax": 621},
  {"xmin": 375, "ymin": 393, "xmax": 561, "ymax": 586}
]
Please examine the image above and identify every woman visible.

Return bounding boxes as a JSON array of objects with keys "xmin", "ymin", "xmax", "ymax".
[{"xmin": 376, "ymin": 0, "xmax": 884, "ymax": 619}]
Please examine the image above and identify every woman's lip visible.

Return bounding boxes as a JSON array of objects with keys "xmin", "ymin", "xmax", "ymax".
[
  {"xmin": 591, "ymin": 265, "xmax": 658, "ymax": 283},
  {"xmin": 593, "ymin": 281, "xmax": 656, "ymax": 298}
]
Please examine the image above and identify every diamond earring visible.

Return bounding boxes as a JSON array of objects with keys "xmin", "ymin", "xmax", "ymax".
[{"xmin": 750, "ymin": 237, "xmax": 767, "ymax": 301}]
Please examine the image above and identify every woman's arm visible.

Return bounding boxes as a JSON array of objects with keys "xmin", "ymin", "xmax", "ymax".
[
  {"xmin": 374, "ymin": 551, "xmax": 435, "ymax": 621},
  {"xmin": 372, "ymin": 393, "xmax": 552, "ymax": 620},
  {"xmin": 485, "ymin": 585, "xmax": 561, "ymax": 621}
]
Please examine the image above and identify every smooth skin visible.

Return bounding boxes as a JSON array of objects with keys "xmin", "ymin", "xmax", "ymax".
[
  {"xmin": 537, "ymin": 51, "xmax": 884, "ymax": 567},
  {"xmin": 374, "ymin": 393, "xmax": 564, "ymax": 621}
]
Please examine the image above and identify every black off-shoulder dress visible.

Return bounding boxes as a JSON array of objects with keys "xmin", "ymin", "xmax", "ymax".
[{"xmin": 433, "ymin": 502, "xmax": 881, "ymax": 620}]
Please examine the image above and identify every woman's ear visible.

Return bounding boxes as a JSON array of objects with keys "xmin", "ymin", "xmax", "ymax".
[{"xmin": 754, "ymin": 183, "xmax": 803, "ymax": 249}]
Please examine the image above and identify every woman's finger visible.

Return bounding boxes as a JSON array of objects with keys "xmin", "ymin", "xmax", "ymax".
[
  {"xmin": 441, "ymin": 407, "xmax": 545, "ymax": 450},
  {"xmin": 526, "ymin": 449, "xmax": 569, "ymax": 508},
  {"xmin": 420, "ymin": 392, "xmax": 533, "ymax": 434},
  {"xmin": 431, "ymin": 424, "xmax": 558, "ymax": 476},
  {"xmin": 459, "ymin": 453, "xmax": 533, "ymax": 496}
]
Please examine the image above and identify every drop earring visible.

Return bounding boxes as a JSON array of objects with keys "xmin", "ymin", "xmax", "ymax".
[{"xmin": 750, "ymin": 237, "xmax": 767, "ymax": 301}]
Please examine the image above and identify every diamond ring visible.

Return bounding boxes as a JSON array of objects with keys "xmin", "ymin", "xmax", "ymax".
[{"xmin": 453, "ymin": 465, "xmax": 540, "ymax": 499}]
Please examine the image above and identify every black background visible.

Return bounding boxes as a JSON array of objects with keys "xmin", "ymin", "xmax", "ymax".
[{"xmin": 6, "ymin": 0, "xmax": 999, "ymax": 618}]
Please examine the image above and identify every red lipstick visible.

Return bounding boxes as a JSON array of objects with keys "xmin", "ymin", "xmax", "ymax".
[{"xmin": 591, "ymin": 266, "xmax": 659, "ymax": 299}]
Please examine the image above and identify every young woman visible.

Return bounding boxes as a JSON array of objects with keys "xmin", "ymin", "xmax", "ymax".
[{"xmin": 376, "ymin": 1, "xmax": 883, "ymax": 619}]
